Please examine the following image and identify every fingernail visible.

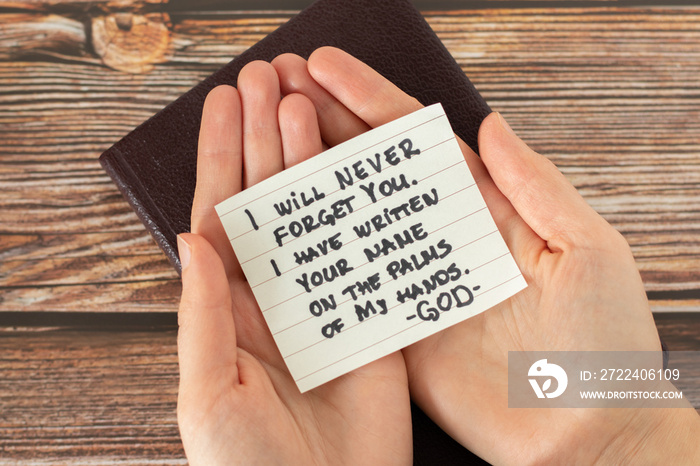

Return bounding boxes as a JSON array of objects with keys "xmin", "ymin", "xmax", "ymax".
[
  {"xmin": 497, "ymin": 112, "xmax": 517, "ymax": 136},
  {"xmin": 177, "ymin": 234, "xmax": 191, "ymax": 270}
]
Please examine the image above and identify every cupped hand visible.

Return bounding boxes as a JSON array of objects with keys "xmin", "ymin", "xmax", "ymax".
[
  {"xmin": 272, "ymin": 47, "xmax": 700, "ymax": 465},
  {"xmin": 176, "ymin": 61, "xmax": 412, "ymax": 466}
]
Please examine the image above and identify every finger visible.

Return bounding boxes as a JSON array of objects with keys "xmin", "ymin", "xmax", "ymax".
[
  {"xmin": 305, "ymin": 48, "xmax": 528, "ymax": 250},
  {"xmin": 479, "ymin": 112, "xmax": 611, "ymax": 251},
  {"xmin": 238, "ymin": 61, "xmax": 284, "ymax": 188},
  {"xmin": 278, "ymin": 93, "xmax": 323, "ymax": 168},
  {"xmin": 177, "ymin": 233, "xmax": 239, "ymax": 397},
  {"xmin": 307, "ymin": 47, "xmax": 485, "ymax": 171},
  {"xmin": 192, "ymin": 84, "xmax": 243, "ymax": 279},
  {"xmin": 307, "ymin": 47, "xmax": 424, "ymax": 129},
  {"xmin": 272, "ymin": 53, "xmax": 370, "ymax": 146}
]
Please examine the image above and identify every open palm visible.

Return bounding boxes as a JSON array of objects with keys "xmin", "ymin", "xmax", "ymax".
[
  {"xmin": 271, "ymin": 47, "xmax": 697, "ymax": 464},
  {"xmin": 176, "ymin": 61, "xmax": 411, "ymax": 465}
]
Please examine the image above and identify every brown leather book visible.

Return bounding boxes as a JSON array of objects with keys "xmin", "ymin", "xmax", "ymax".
[{"xmin": 99, "ymin": 0, "xmax": 491, "ymax": 274}]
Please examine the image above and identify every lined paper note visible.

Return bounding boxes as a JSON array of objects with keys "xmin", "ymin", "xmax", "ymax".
[{"xmin": 216, "ymin": 104, "xmax": 527, "ymax": 393}]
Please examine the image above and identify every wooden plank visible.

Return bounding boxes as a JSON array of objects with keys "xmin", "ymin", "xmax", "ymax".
[
  {"xmin": 1, "ymin": 0, "xmax": 169, "ymax": 12},
  {"xmin": 0, "ymin": 329, "xmax": 185, "ymax": 464},
  {"xmin": 0, "ymin": 313, "xmax": 696, "ymax": 463},
  {"xmin": 1, "ymin": 254, "xmax": 175, "ymax": 287},
  {"xmin": 0, "ymin": 280, "xmax": 180, "ymax": 312},
  {"xmin": 0, "ymin": 7, "xmax": 698, "ymax": 313},
  {"xmin": 2, "ymin": 0, "xmax": 627, "ymax": 13},
  {"xmin": 0, "ymin": 232, "xmax": 163, "ymax": 261}
]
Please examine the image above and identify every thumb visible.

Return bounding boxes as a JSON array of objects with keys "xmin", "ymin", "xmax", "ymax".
[
  {"xmin": 177, "ymin": 233, "xmax": 239, "ymax": 391},
  {"xmin": 478, "ymin": 112, "xmax": 609, "ymax": 251}
]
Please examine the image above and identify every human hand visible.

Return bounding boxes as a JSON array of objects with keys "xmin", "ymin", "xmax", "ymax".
[
  {"xmin": 176, "ymin": 61, "xmax": 412, "ymax": 465},
  {"xmin": 272, "ymin": 47, "xmax": 700, "ymax": 464}
]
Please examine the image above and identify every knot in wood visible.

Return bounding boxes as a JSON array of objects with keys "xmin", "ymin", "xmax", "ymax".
[
  {"xmin": 91, "ymin": 13, "xmax": 171, "ymax": 74},
  {"xmin": 114, "ymin": 13, "xmax": 133, "ymax": 32}
]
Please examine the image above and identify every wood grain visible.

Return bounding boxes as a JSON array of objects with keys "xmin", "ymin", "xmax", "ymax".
[
  {"xmin": 0, "ymin": 313, "xmax": 696, "ymax": 464},
  {"xmin": 0, "ymin": 329, "xmax": 185, "ymax": 464},
  {"xmin": 1, "ymin": 4, "xmax": 698, "ymax": 314},
  {"xmin": 2, "ymin": 2, "xmax": 698, "ymax": 463}
]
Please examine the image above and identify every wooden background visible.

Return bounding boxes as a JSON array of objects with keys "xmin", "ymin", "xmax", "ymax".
[{"xmin": 1, "ymin": 0, "xmax": 698, "ymax": 463}]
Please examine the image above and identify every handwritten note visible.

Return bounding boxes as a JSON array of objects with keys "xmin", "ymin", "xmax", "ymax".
[{"xmin": 216, "ymin": 104, "xmax": 526, "ymax": 393}]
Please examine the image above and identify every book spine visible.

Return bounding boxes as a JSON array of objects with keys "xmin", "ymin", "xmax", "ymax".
[{"xmin": 99, "ymin": 148, "xmax": 182, "ymax": 274}]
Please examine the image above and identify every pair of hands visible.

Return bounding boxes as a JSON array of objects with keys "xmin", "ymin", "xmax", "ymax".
[{"xmin": 176, "ymin": 47, "xmax": 699, "ymax": 465}]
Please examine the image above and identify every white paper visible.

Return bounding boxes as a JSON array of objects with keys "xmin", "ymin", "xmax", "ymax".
[{"xmin": 216, "ymin": 104, "xmax": 527, "ymax": 393}]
